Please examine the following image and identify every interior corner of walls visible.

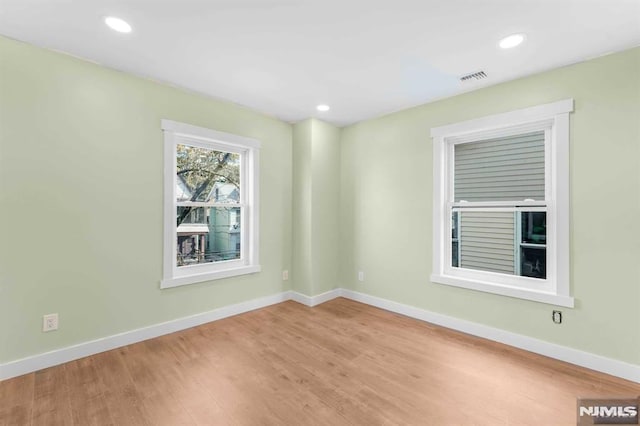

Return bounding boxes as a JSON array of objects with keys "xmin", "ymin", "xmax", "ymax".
[
  {"xmin": 289, "ymin": 288, "xmax": 342, "ymax": 307},
  {"xmin": 292, "ymin": 118, "xmax": 314, "ymax": 136},
  {"xmin": 308, "ymin": 117, "xmax": 323, "ymax": 130}
]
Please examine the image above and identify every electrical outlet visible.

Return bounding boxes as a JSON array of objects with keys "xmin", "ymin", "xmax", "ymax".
[
  {"xmin": 358, "ymin": 271, "xmax": 364, "ymax": 282},
  {"xmin": 43, "ymin": 313, "xmax": 58, "ymax": 332},
  {"xmin": 552, "ymin": 310, "xmax": 562, "ymax": 324},
  {"xmin": 282, "ymin": 270, "xmax": 289, "ymax": 281}
]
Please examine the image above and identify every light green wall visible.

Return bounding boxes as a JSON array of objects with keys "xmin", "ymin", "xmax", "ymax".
[
  {"xmin": 292, "ymin": 120, "xmax": 314, "ymax": 295},
  {"xmin": 1, "ymin": 33, "xmax": 638, "ymax": 369},
  {"xmin": 339, "ymin": 47, "xmax": 640, "ymax": 365},
  {"xmin": 0, "ymin": 36, "xmax": 292, "ymax": 363},
  {"xmin": 311, "ymin": 120, "xmax": 341, "ymax": 294},
  {"xmin": 292, "ymin": 119, "xmax": 341, "ymax": 296}
]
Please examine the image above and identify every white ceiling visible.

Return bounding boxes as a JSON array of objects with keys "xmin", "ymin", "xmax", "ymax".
[{"xmin": 1, "ymin": 0, "xmax": 639, "ymax": 126}]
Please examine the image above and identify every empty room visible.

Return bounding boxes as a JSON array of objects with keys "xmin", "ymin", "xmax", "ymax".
[{"xmin": 1, "ymin": 1, "xmax": 639, "ymax": 425}]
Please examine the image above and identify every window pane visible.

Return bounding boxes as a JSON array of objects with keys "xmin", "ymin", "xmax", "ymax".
[
  {"xmin": 521, "ymin": 212, "xmax": 546, "ymax": 244},
  {"xmin": 520, "ymin": 247, "xmax": 546, "ymax": 279},
  {"xmin": 177, "ymin": 206, "xmax": 207, "ymax": 225},
  {"xmin": 454, "ymin": 131, "xmax": 545, "ymax": 202},
  {"xmin": 177, "ymin": 206, "xmax": 241, "ymax": 267},
  {"xmin": 176, "ymin": 144, "xmax": 240, "ymax": 203},
  {"xmin": 458, "ymin": 210, "xmax": 515, "ymax": 275},
  {"xmin": 520, "ymin": 211, "xmax": 546, "ymax": 279},
  {"xmin": 451, "ymin": 211, "xmax": 459, "ymax": 267}
]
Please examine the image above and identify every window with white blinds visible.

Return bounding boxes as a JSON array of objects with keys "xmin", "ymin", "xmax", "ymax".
[{"xmin": 431, "ymin": 100, "xmax": 574, "ymax": 307}]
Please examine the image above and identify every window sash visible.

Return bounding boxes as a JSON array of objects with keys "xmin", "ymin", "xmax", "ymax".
[
  {"xmin": 177, "ymin": 202, "xmax": 246, "ymax": 207},
  {"xmin": 442, "ymin": 205, "xmax": 556, "ymax": 290},
  {"xmin": 176, "ymin": 205, "xmax": 243, "ymax": 265},
  {"xmin": 446, "ymin": 127, "xmax": 552, "ymax": 204},
  {"xmin": 449, "ymin": 201, "xmax": 547, "ymax": 208},
  {"xmin": 175, "ymin": 138, "xmax": 245, "ymax": 203},
  {"xmin": 453, "ymin": 131, "xmax": 546, "ymax": 203},
  {"xmin": 445, "ymin": 206, "xmax": 551, "ymax": 287}
]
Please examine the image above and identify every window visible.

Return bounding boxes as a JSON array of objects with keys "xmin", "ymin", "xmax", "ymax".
[
  {"xmin": 431, "ymin": 100, "xmax": 573, "ymax": 307},
  {"xmin": 161, "ymin": 120, "xmax": 260, "ymax": 288}
]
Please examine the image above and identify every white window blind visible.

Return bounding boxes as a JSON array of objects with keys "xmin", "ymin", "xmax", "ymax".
[{"xmin": 454, "ymin": 131, "xmax": 545, "ymax": 202}]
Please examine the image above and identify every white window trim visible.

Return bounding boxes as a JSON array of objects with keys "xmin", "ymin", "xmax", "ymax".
[
  {"xmin": 161, "ymin": 120, "xmax": 260, "ymax": 289},
  {"xmin": 430, "ymin": 99, "xmax": 574, "ymax": 307}
]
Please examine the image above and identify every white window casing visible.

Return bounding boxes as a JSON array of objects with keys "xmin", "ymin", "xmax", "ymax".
[
  {"xmin": 161, "ymin": 120, "xmax": 260, "ymax": 289},
  {"xmin": 431, "ymin": 99, "xmax": 574, "ymax": 307}
]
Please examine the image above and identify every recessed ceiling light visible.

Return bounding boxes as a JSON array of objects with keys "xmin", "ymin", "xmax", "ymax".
[
  {"xmin": 316, "ymin": 104, "xmax": 330, "ymax": 112},
  {"xmin": 499, "ymin": 33, "xmax": 525, "ymax": 49},
  {"xmin": 105, "ymin": 16, "xmax": 132, "ymax": 33}
]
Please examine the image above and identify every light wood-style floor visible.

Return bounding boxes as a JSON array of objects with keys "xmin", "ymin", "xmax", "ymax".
[{"xmin": 1, "ymin": 298, "xmax": 638, "ymax": 425}]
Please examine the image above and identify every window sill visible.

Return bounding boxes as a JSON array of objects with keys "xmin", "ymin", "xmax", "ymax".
[
  {"xmin": 430, "ymin": 273, "xmax": 574, "ymax": 308},
  {"xmin": 161, "ymin": 265, "xmax": 261, "ymax": 289}
]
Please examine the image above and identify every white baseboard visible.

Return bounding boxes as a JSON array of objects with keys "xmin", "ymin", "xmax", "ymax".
[
  {"xmin": 2, "ymin": 288, "xmax": 638, "ymax": 384},
  {"xmin": 0, "ymin": 291, "xmax": 290, "ymax": 381},
  {"xmin": 289, "ymin": 289, "xmax": 342, "ymax": 307},
  {"xmin": 339, "ymin": 289, "xmax": 640, "ymax": 384}
]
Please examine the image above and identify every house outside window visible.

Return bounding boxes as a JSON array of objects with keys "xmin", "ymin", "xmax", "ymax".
[
  {"xmin": 161, "ymin": 120, "xmax": 260, "ymax": 288},
  {"xmin": 430, "ymin": 99, "xmax": 574, "ymax": 307}
]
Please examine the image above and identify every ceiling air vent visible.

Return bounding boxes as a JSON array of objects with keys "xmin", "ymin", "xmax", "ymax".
[{"xmin": 460, "ymin": 71, "xmax": 487, "ymax": 82}]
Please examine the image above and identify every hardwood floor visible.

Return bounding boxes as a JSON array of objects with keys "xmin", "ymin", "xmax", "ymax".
[{"xmin": 1, "ymin": 298, "xmax": 638, "ymax": 425}]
